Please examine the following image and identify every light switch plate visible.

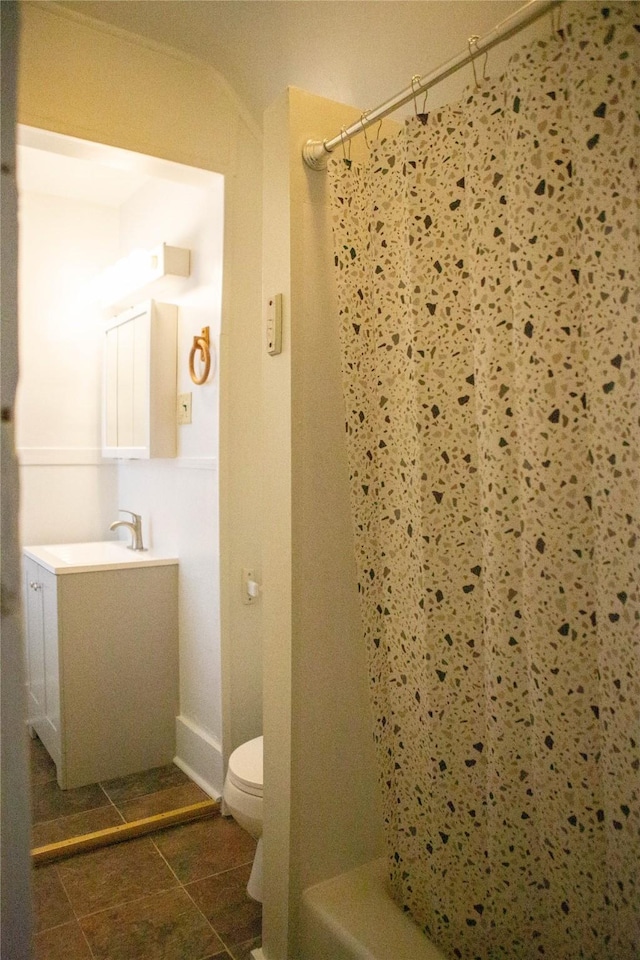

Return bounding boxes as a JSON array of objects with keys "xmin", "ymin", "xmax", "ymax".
[
  {"xmin": 266, "ymin": 293, "xmax": 283, "ymax": 356},
  {"xmin": 177, "ymin": 392, "xmax": 192, "ymax": 425}
]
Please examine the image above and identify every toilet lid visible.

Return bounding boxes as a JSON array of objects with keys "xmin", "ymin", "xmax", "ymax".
[{"xmin": 228, "ymin": 735, "xmax": 263, "ymax": 796}]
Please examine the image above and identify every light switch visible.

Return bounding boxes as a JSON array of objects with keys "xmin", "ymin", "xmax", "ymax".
[
  {"xmin": 266, "ymin": 293, "xmax": 283, "ymax": 356},
  {"xmin": 177, "ymin": 392, "xmax": 192, "ymax": 425},
  {"xmin": 242, "ymin": 567, "xmax": 261, "ymax": 604}
]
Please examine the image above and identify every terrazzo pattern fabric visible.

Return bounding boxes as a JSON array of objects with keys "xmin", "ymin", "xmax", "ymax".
[{"xmin": 329, "ymin": 4, "xmax": 639, "ymax": 958}]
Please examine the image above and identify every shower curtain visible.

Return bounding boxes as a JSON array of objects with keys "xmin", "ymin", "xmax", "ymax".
[{"xmin": 329, "ymin": 4, "xmax": 639, "ymax": 958}]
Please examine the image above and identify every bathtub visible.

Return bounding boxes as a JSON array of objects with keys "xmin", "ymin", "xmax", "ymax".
[{"xmin": 300, "ymin": 857, "xmax": 447, "ymax": 960}]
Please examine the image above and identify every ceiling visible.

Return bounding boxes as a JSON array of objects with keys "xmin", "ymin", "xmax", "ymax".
[
  {"xmin": 16, "ymin": 126, "xmax": 223, "ymax": 207},
  {"xmin": 17, "ymin": 144, "xmax": 150, "ymax": 205},
  {"xmin": 55, "ymin": 1, "xmax": 527, "ymax": 124}
]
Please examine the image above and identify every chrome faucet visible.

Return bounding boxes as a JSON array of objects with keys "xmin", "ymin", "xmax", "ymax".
[{"xmin": 109, "ymin": 510, "xmax": 145, "ymax": 551}]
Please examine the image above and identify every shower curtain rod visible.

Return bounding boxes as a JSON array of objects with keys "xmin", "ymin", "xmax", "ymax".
[{"xmin": 302, "ymin": 0, "xmax": 562, "ymax": 170}]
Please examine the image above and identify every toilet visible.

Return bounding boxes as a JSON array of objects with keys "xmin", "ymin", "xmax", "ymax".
[{"xmin": 222, "ymin": 735, "xmax": 263, "ymax": 902}]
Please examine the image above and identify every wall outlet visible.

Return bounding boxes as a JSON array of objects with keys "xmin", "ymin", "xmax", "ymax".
[{"xmin": 177, "ymin": 392, "xmax": 192, "ymax": 425}]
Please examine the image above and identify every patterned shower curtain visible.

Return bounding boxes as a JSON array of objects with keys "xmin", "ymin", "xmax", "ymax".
[{"xmin": 329, "ymin": 4, "xmax": 639, "ymax": 958}]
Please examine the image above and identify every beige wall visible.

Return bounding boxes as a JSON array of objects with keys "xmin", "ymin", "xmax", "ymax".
[
  {"xmin": 262, "ymin": 88, "xmax": 396, "ymax": 959},
  {"xmin": 17, "ymin": 0, "xmax": 264, "ymax": 769}
]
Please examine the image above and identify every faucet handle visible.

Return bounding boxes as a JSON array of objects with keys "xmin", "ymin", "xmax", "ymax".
[
  {"xmin": 114, "ymin": 510, "xmax": 145, "ymax": 551},
  {"xmin": 119, "ymin": 509, "xmax": 141, "ymax": 524}
]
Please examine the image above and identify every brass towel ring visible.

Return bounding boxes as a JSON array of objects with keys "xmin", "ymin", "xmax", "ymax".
[{"xmin": 189, "ymin": 326, "xmax": 211, "ymax": 385}]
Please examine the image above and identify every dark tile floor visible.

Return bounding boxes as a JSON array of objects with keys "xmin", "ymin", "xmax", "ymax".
[{"xmin": 30, "ymin": 737, "xmax": 262, "ymax": 960}]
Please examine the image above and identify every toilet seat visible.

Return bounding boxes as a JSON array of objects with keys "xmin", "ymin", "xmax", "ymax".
[{"xmin": 227, "ymin": 735, "xmax": 263, "ymax": 797}]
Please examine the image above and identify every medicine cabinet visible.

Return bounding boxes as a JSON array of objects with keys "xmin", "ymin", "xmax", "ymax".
[{"xmin": 102, "ymin": 300, "xmax": 177, "ymax": 459}]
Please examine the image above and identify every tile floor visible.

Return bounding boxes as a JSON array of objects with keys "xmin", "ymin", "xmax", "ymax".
[{"xmin": 30, "ymin": 737, "xmax": 262, "ymax": 960}]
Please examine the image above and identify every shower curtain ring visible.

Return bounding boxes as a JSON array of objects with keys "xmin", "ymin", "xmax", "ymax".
[
  {"xmin": 411, "ymin": 74, "xmax": 422, "ymax": 117},
  {"xmin": 415, "ymin": 82, "xmax": 429, "ymax": 124},
  {"xmin": 340, "ymin": 126, "xmax": 351, "ymax": 164},
  {"xmin": 361, "ymin": 110, "xmax": 371, "ymax": 148},
  {"xmin": 468, "ymin": 35, "xmax": 481, "ymax": 87}
]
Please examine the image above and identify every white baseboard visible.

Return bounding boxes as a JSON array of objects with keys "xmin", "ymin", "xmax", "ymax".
[{"xmin": 174, "ymin": 714, "xmax": 222, "ymax": 799}]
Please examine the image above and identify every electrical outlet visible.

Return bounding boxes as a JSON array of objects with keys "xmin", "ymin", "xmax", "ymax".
[{"xmin": 177, "ymin": 392, "xmax": 192, "ymax": 425}]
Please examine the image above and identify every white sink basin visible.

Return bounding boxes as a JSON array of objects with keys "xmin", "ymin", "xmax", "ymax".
[{"xmin": 23, "ymin": 541, "xmax": 178, "ymax": 575}]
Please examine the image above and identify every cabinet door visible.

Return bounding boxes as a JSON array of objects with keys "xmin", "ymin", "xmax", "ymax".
[
  {"xmin": 104, "ymin": 308, "xmax": 150, "ymax": 453},
  {"xmin": 102, "ymin": 300, "xmax": 175, "ymax": 459},
  {"xmin": 24, "ymin": 557, "xmax": 45, "ymax": 724},
  {"xmin": 23, "ymin": 561, "xmax": 61, "ymax": 769},
  {"xmin": 41, "ymin": 568, "xmax": 61, "ymax": 751}
]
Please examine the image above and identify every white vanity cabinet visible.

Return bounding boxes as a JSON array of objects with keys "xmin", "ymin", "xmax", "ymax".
[
  {"xmin": 23, "ymin": 543, "xmax": 179, "ymax": 790},
  {"xmin": 103, "ymin": 300, "xmax": 177, "ymax": 459}
]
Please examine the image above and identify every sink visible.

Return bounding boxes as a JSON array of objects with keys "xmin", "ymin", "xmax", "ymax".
[{"xmin": 23, "ymin": 541, "xmax": 178, "ymax": 575}]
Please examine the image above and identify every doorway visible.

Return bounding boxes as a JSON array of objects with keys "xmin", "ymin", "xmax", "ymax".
[{"xmin": 17, "ymin": 126, "xmax": 226, "ymax": 853}]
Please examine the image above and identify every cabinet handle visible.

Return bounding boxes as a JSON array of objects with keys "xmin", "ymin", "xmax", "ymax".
[{"xmin": 29, "ymin": 581, "xmax": 42, "ymax": 591}]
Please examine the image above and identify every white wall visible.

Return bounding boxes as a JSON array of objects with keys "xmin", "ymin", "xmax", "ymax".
[
  {"xmin": 16, "ymin": 187, "xmax": 120, "ymax": 545},
  {"xmin": 115, "ymin": 171, "xmax": 226, "ymax": 793}
]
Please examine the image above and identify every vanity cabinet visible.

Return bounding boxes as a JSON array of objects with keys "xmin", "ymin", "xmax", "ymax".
[
  {"xmin": 103, "ymin": 300, "xmax": 177, "ymax": 459},
  {"xmin": 23, "ymin": 545, "xmax": 179, "ymax": 790}
]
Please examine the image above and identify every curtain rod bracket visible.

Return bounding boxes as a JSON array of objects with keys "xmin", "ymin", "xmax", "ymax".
[{"xmin": 302, "ymin": 139, "xmax": 332, "ymax": 170}]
